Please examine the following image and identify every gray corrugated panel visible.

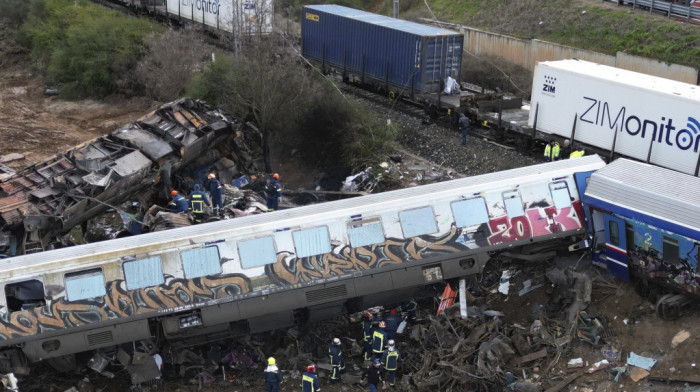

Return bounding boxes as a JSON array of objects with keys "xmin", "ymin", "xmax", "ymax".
[
  {"xmin": 1, "ymin": 156, "xmax": 605, "ymax": 271},
  {"xmin": 586, "ymin": 158, "xmax": 700, "ymax": 228}
]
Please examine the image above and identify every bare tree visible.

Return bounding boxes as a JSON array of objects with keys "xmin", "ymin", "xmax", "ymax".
[{"xmin": 134, "ymin": 29, "xmax": 212, "ymax": 101}]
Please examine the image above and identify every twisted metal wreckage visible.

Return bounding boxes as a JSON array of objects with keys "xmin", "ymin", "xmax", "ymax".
[{"xmin": 0, "ymin": 98, "xmax": 262, "ymax": 257}]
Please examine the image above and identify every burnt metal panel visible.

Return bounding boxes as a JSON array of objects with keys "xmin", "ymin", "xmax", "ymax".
[
  {"xmin": 111, "ymin": 126, "xmax": 174, "ymax": 161},
  {"xmin": 111, "ymin": 151, "xmax": 152, "ymax": 178}
]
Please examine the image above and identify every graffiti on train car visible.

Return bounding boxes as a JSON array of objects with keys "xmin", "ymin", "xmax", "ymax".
[{"xmin": 625, "ymin": 219, "xmax": 700, "ymax": 294}]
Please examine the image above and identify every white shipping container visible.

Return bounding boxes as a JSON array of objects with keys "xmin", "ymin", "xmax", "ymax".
[
  {"xmin": 165, "ymin": 0, "xmax": 273, "ymax": 35},
  {"xmin": 528, "ymin": 59, "xmax": 700, "ymax": 175}
]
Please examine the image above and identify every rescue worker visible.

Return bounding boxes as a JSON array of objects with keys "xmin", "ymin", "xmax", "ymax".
[
  {"xmin": 169, "ymin": 190, "xmax": 189, "ymax": 213},
  {"xmin": 361, "ymin": 312, "xmax": 374, "ymax": 361},
  {"xmin": 543, "ymin": 140, "xmax": 560, "ymax": 162},
  {"xmin": 459, "ymin": 113, "xmax": 471, "ymax": 146},
  {"xmin": 399, "ymin": 298, "xmax": 418, "ymax": 324},
  {"xmin": 264, "ymin": 357, "xmax": 282, "ymax": 392},
  {"xmin": 206, "ymin": 173, "xmax": 224, "ymax": 216},
  {"xmin": 188, "ymin": 184, "xmax": 210, "ymax": 223},
  {"xmin": 383, "ymin": 309, "xmax": 403, "ymax": 340},
  {"xmin": 371, "ymin": 321, "xmax": 388, "ymax": 359},
  {"xmin": 301, "ymin": 364, "xmax": 320, "ymax": 392},
  {"xmin": 264, "ymin": 173, "xmax": 282, "ymax": 211},
  {"xmin": 360, "ymin": 359, "xmax": 384, "ymax": 392},
  {"xmin": 569, "ymin": 147, "xmax": 585, "ymax": 159},
  {"xmin": 381, "ymin": 340, "xmax": 400, "ymax": 387},
  {"xmin": 560, "ymin": 139, "xmax": 572, "ymax": 160},
  {"xmin": 328, "ymin": 337, "xmax": 345, "ymax": 384}
]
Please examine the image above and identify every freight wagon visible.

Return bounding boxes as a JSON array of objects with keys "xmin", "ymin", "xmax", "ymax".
[
  {"xmin": 528, "ymin": 59, "xmax": 700, "ymax": 176},
  {"xmin": 162, "ymin": 0, "xmax": 272, "ymax": 35},
  {"xmin": 301, "ymin": 5, "xmax": 465, "ymax": 111}
]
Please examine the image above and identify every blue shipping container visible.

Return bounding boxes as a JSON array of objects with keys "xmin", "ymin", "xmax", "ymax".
[{"xmin": 301, "ymin": 5, "xmax": 463, "ymax": 95}]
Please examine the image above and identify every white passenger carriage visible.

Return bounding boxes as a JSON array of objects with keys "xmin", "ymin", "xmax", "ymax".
[{"xmin": 0, "ymin": 156, "xmax": 605, "ymax": 368}]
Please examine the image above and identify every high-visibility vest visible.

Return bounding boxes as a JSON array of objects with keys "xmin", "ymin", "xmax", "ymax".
[
  {"xmin": 544, "ymin": 143, "xmax": 560, "ymax": 160},
  {"xmin": 302, "ymin": 373, "xmax": 319, "ymax": 392},
  {"xmin": 569, "ymin": 150, "xmax": 585, "ymax": 159},
  {"xmin": 191, "ymin": 194, "xmax": 205, "ymax": 213},
  {"xmin": 372, "ymin": 330, "xmax": 386, "ymax": 353},
  {"xmin": 383, "ymin": 350, "xmax": 400, "ymax": 371}
]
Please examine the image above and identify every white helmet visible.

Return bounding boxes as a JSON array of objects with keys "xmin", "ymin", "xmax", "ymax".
[
  {"xmin": 388, "ymin": 339, "xmax": 395, "ymax": 347},
  {"xmin": 333, "ymin": 337, "xmax": 341, "ymax": 345}
]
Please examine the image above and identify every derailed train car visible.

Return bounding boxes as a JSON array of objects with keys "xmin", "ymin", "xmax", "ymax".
[
  {"xmin": 0, "ymin": 156, "xmax": 605, "ymax": 378},
  {"xmin": 582, "ymin": 158, "xmax": 700, "ymax": 319},
  {"xmin": 0, "ymin": 98, "xmax": 259, "ymax": 256}
]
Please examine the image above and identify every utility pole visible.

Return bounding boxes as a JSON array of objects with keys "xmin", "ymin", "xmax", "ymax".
[{"xmin": 393, "ymin": 0, "xmax": 399, "ymax": 18}]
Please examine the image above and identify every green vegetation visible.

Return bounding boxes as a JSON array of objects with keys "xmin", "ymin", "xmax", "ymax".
[
  {"xmin": 186, "ymin": 47, "xmax": 399, "ymax": 175},
  {"xmin": 20, "ymin": 0, "xmax": 161, "ymax": 98},
  {"xmin": 392, "ymin": 0, "xmax": 700, "ymax": 68}
]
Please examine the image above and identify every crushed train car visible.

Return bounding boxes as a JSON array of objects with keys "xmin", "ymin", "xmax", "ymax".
[{"xmin": 0, "ymin": 98, "xmax": 261, "ymax": 257}]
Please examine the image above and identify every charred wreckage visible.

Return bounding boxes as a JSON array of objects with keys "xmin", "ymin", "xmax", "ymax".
[{"xmin": 0, "ymin": 98, "xmax": 263, "ymax": 258}]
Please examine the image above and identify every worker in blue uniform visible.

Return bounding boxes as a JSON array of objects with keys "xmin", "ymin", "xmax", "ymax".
[
  {"xmin": 264, "ymin": 173, "xmax": 282, "ymax": 211},
  {"xmin": 169, "ymin": 190, "xmax": 189, "ymax": 213},
  {"xmin": 264, "ymin": 357, "xmax": 282, "ymax": 392},
  {"xmin": 371, "ymin": 321, "xmax": 388, "ymax": 359},
  {"xmin": 206, "ymin": 173, "xmax": 224, "ymax": 216},
  {"xmin": 328, "ymin": 337, "xmax": 345, "ymax": 384},
  {"xmin": 383, "ymin": 309, "xmax": 403, "ymax": 340},
  {"xmin": 380, "ymin": 340, "xmax": 400, "ymax": 387},
  {"xmin": 360, "ymin": 359, "xmax": 384, "ymax": 392},
  {"xmin": 301, "ymin": 364, "xmax": 321, "ymax": 392},
  {"xmin": 362, "ymin": 312, "xmax": 374, "ymax": 361},
  {"xmin": 399, "ymin": 298, "xmax": 418, "ymax": 324},
  {"xmin": 188, "ymin": 184, "xmax": 210, "ymax": 223}
]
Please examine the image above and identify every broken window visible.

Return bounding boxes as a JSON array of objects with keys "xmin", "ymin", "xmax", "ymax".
[
  {"xmin": 347, "ymin": 219, "xmax": 385, "ymax": 247},
  {"xmin": 609, "ymin": 220, "xmax": 620, "ymax": 246},
  {"xmin": 399, "ymin": 206, "xmax": 438, "ymax": 238},
  {"xmin": 503, "ymin": 191, "xmax": 525, "ymax": 218},
  {"xmin": 663, "ymin": 236, "xmax": 680, "ymax": 264},
  {"xmin": 5, "ymin": 279, "xmax": 46, "ymax": 312},
  {"xmin": 293, "ymin": 226, "xmax": 331, "ymax": 258},
  {"xmin": 451, "ymin": 197, "xmax": 489, "ymax": 227},
  {"xmin": 549, "ymin": 182, "xmax": 572, "ymax": 210},
  {"xmin": 181, "ymin": 246, "xmax": 221, "ymax": 279},
  {"xmin": 238, "ymin": 237, "xmax": 277, "ymax": 268},
  {"xmin": 65, "ymin": 268, "xmax": 106, "ymax": 301},
  {"xmin": 123, "ymin": 256, "xmax": 164, "ymax": 290}
]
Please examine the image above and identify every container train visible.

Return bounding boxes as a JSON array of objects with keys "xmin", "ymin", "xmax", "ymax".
[
  {"xmin": 0, "ymin": 156, "xmax": 606, "ymax": 377},
  {"xmin": 1, "ymin": 154, "xmax": 698, "ymax": 382}
]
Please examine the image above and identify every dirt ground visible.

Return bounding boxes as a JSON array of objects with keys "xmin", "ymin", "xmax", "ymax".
[{"xmin": 2, "ymin": 49, "xmax": 700, "ymax": 392}]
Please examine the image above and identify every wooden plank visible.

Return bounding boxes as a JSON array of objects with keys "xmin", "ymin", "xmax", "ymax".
[{"xmin": 510, "ymin": 348, "xmax": 548, "ymax": 366}]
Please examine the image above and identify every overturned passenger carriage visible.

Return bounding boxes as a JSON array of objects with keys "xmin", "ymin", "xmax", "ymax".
[
  {"xmin": 0, "ymin": 156, "xmax": 605, "ymax": 376},
  {"xmin": 0, "ymin": 98, "xmax": 259, "ymax": 256}
]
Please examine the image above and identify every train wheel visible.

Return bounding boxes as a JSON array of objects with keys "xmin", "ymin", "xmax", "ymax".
[{"xmin": 655, "ymin": 293, "xmax": 688, "ymax": 320}]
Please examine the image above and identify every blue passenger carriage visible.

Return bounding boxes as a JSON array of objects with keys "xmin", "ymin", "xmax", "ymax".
[{"xmin": 582, "ymin": 158, "xmax": 700, "ymax": 318}]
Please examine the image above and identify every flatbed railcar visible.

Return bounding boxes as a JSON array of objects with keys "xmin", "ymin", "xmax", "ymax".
[{"xmin": 0, "ymin": 156, "xmax": 605, "ymax": 377}]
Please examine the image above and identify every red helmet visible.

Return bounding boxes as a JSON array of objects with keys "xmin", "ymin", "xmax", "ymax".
[
  {"xmin": 379, "ymin": 321, "xmax": 386, "ymax": 328},
  {"xmin": 170, "ymin": 190, "xmax": 178, "ymax": 196},
  {"xmin": 208, "ymin": 173, "xmax": 216, "ymax": 179},
  {"xmin": 390, "ymin": 308, "xmax": 398, "ymax": 314},
  {"xmin": 273, "ymin": 173, "xmax": 280, "ymax": 179},
  {"xmin": 307, "ymin": 364, "xmax": 316, "ymax": 372}
]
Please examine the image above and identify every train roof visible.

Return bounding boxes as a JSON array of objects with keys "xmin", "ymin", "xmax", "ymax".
[
  {"xmin": 584, "ymin": 158, "xmax": 700, "ymax": 236},
  {"xmin": 303, "ymin": 5, "xmax": 461, "ymax": 36},
  {"xmin": 538, "ymin": 60, "xmax": 700, "ymax": 101},
  {"xmin": 0, "ymin": 155, "xmax": 605, "ymax": 273}
]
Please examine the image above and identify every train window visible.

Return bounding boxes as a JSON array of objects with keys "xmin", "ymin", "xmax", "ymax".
[
  {"xmin": 182, "ymin": 246, "xmax": 222, "ymax": 279},
  {"xmin": 238, "ymin": 236, "xmax": 278, "ymax": 268},
  {"xmin": 347, "ymin": 219, "xmax": 385, "ymax": 248},
  {"xmin": 451, "ymin": 198, "xmax": 489, "ymax": 227},
  {"xmin": 399, "ymin": 206, "xmax": 438, "ymax": 238},
  {"xmin": 293, "ymin": 226, "xmax": 332, "ymax": 258},
  {"xmin": 549, "ymin": 182, "xmax": 572, "ymax": 210},
  {"xmin": 4, "ymin": 279, "xmax": 46, "ymax": 312},
  {"xmin": 65, "ymin": 268, "xmax": 106, "ymax": 301},
  {"xmin": 663, "ymin": 236, "xmax": 680, "ymax": 264},
  {"xmin": 502, "ymin": 191, "xmax": 525, "ymax": 218},
  {"xmin": 123, "ymin": 256, "xmax": 164, "ymax": 290},
  {"xmin": 609, "ymin": 220, "xmax": 620, "ymax": 246}
]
